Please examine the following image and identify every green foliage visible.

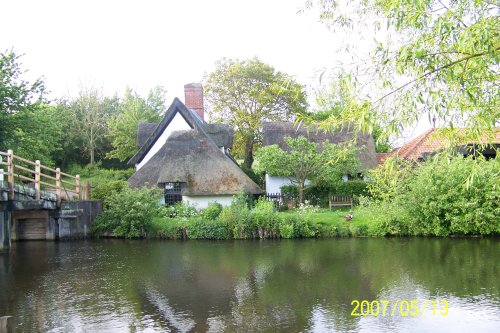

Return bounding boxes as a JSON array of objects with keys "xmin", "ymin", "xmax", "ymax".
[
  {"xmin": 106, "ymin": 87, "xmax": 165, "ymax": 161},
  {"xmin": 163, "ymin": 201, "xmax": 199, "ymax": 218},
  {"xmin": 280, "ymin": 185, "xmax": 298, "ymax": 197},
  {"xmin": 205, "ymin": 57, "xmax": 308, "ymax": 168},
  {"xmin": 0, "ymin": 50, "xmax": 59, "ymax": 163},
  {"xmin": 309, "ymin": 0, "xmax": 499, "ymax": 141},
  {"xmin": 256, "ymin": 135, "xmax": 360, "ymax": 203},
  {"xmin": 331, "ymin": 180, "xmax": 369, "ymax": 196},
  {"xmin": 279, "ymin": 214, "xmax": 316, "ymax": 239},
  {"xmin": 6, "ymin": 104, "xmax": 67, "ymax": 165},
  {"xmin": 67, "ymin": 86, "xmax": 112, "ymax": 165},
  {"xmin": 68, "ymin": 163, "xmax": 134, "ymax": 182},
  {"xmin": 202, "ymin": 202, "xmax": 223, "ymax": 220},
  {"xmin": 240, "ymin": 166, "xmax": 263, "ymax": 187},
  {"xmin": 91, "ymin": 180, "xmax": 128, "ymax": 208},
  {"xmin": 368, "ymin": 155, "xmax": 500, "ymax": 236},
  {"xmin": 0, "ymin": 49, "xmax": 45, "ymax": 115},
  {"xmin": 92, "ymin": 187, "xmax": 161, "ymax": 238},
  {"xmin": 405, "ymin": 156, "xmax": 499, "ymax": 235},
  {"xmin": 188, "ymin": 219, "xmax": 229, "ymax": 240}
]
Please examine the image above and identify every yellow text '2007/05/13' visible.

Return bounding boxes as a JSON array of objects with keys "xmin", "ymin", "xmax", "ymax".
[{"xmin": 351, "ymin": 299, "xmax": 449, "ymax": 317}]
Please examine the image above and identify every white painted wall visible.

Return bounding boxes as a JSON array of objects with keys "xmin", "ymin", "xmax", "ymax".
[
  {"xmin": 182, "ymin": 195, "xmax": 234, "ymax": 209},
  {"xmin": 265, "ymin": 173, "xmax": 351, "ymax": 194},
  {"xmin": 136, "ymin": 112, "xmax": 191, "ymax": 170},
  {"xmin": 265, "ymin": 174, "xmax": 294, "ymax": 194}
]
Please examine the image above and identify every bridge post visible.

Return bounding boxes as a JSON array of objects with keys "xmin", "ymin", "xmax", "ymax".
[
  {"xmin": 86, "ymin": 181, "xmax": 91, "ymax": 200},
  {"xmin": 7, "ymin": 150, "xmax": 14, "ymax": 200},
  {"xmin": 35, "ymin": 160, "xmax": 41, "ymax": 200},
  {"xmin": 76, "ymin": 175, "xmax": 81, "ymax": 200},
  {"xmin": 56, "ymin": 168, "xmax": 61, "ymax": 207}
]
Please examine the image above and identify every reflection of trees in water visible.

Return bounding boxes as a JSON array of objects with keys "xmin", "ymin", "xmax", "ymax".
[{"xmin": 1, "ymin": 238, "xmax": 499, "ymax": 332}]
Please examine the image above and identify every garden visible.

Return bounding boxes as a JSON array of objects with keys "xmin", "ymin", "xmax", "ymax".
[{"xmin": 90, "ymin": 154, "xmax": 499, "ymax": 239}]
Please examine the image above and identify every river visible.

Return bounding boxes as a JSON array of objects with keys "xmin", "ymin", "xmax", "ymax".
[{"xmin": 0, "ymin": 238, "xmax": 499, "ymax": 332}]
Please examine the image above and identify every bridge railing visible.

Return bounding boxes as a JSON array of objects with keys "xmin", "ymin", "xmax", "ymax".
[{"xmin": 0, "ymin": 149, "xmax": 89, "ymax": 205}]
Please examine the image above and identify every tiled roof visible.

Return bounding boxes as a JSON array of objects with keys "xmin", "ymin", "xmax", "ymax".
[
  {"xmin": 392, "ymin": 128, "xmax": 500, "ymax": 160},
  {"xmin": 376, "ymin": 153, "xmax": 390, "ymax": 164}
]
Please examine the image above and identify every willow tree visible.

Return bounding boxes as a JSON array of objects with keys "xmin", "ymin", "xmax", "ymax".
[
  {"xmin": 306, "ymin": 0, "xmax": 499, "ymax": 143},
  {"xmin": 204, "ymin": 58, "xmax": 308, "ymax": 168}
]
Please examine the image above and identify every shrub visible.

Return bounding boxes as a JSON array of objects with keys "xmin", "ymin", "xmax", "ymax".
[
  {"xmin": 92, "ymin": 187, "xmax": 161, "ymax": 238},
  {"xmin": 150, "ymin": 217, "xmax": 187, "ymax": 239},
  {"xmin": 202, "ymin": 202, "xmax": 223, "ymax": 220},
  {"xmin": 163, "ymin": 201, "xmax": 199, "ymax": 218},
  {"xmin": 251, "ymin": 197, "xmax": 280, "ymax": 238},
  {"xmin": 91, "ymin": 180, "xmax": 128, "ymax": 208},
  {"xmin": 404, "ymin": 155, "xmax": 499, "ymax": 235},
  {"xmin": 331, "ymin": 181, "xmax": 369, "ymax": 205},
  {"xmin": 241, "ymin": 166, "xmax": 264, "ymax": 187},
  {"xmin": 188, "ymin": 218, "xmax": 229, "ymax": 240},
  {"xmin": 368, "ymin": 155, "xmax": 500, "ymax": 236},
  {"xmin": 279, "ymin": 214, "xmax": 316, "ymax": 238},
  {"xmin": 217, "ymin": 192, "xmax": 253, "ymax": 239}
]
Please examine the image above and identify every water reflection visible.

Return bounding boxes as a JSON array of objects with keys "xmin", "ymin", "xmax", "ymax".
[{"xmin": 0, "ymin": 238, "xmax": 498, "ymax": 332}]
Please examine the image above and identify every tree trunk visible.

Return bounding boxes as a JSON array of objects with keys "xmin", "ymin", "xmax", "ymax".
[
  {"xmin": 299, "ymin": 183, "xmax": 305, "ymax": 204},
  {"xmin": 242, "ymin": 139, "xmax": 254, "ymax": 169}
]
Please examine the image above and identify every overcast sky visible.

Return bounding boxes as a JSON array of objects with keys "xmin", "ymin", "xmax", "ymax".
[
  {"xmin": 1, "ymin": 0, "xmax": 355, "ymax": 103},
  {"xmin": 2, "ymin": 0, "xmax": 433, "ymax": 142}
]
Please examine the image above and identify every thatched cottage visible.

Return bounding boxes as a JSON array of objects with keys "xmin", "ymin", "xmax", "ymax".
[
  {"xmin": 128, "ymin": 83, "xmax": 262, "ymax": 208},
  {"xmin": 262, "ymin": 122, "xmax": 377, "ymax": 194}
]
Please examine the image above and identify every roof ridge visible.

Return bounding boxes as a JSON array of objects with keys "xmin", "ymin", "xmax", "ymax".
[{"xmin": 128, "ymin": 98, "xmax": 202, "ymax": 166}]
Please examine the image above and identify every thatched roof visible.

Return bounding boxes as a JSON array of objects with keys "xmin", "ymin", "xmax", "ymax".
[
  {"xmin": 262, "ymin": 121, "xmax": 377, "ymax": 170},
  {"xmin": 137, "ymin": 123, "xmax": 158, "ymax": 148},
  {"xmin": 136, "ymin": 118, "xmax": 233, "ymax": 150},
  {"xmin": 203, "ymin": 123, "xmax": 234, "ymax": 148},
  {"xmin": 128, "ymin": 129, "xmax": 262, "ymax": 195}
]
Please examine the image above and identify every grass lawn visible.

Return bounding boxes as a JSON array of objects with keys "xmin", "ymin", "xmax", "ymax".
[{"xmin": 279, "ymin": 207, "xmax": 376, "ymax": 237}]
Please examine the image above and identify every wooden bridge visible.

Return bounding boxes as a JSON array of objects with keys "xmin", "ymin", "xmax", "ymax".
[{"xmin": 1, "ymin": 150, "xmax": 101, "ymax": 251}]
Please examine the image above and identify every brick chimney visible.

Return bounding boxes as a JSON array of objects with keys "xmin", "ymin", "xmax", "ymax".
[{"xmin": 184, "ymin": 83, "xmax": 204, "ymax": 120}]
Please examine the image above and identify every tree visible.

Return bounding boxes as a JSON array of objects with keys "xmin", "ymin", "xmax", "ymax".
[
  {"xmin": 69, "ymin": 86, "xmax": 109, "ymax": 165},
  {"xmin": 311, "ymin": 75, "xmax": 392, "ymax": 152},
  {"xmin": 106, "ymin": 87, "xmax": 165, "ymax": 162},
  {"xmin": 0, "ymin": 49, "xmax": 46, "ymax": 150},
  {"xmin": 256, "ymin": 136, "xmax": 359, "ymax": 203},
  {"xmin": 205, "ymin": 58, "xmax": 308, "ymax": 168},
  {"xmin": 307, "ymin": 0, "xmax": 499, "ymax": 142}
]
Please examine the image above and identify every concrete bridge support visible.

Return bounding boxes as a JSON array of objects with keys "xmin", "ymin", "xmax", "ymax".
[
  {"xmin": 0, "ymin": 200, "xmax": 102, "ymax": 251},
  {"xmin": 0, "ymin": 209, "xmax": 11, "ymax": 251}
]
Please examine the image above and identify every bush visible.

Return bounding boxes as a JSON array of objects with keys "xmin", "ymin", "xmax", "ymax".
[
  {"xmin": 241, "ymin": 166, "xmax": 264, "ymax": 187},
  {"xmin": 163, "ymin": 201, "xmax": 199, "ymax": 218},
  {"xmin": 92, "ymin": 187, "xmax": 161, "ymax": 238},
  {"xmin": 331, "ymin": 180, "xmax": 369, "ymax": 197},
  {"xmin": 91, "ymin": 180, "xmax": 128, "ymax": 208},
  {"xmin": 279, "ymin": 214, "xmax": 316, "ymax": 238},
  {"xmin": 150, "ymin": 217, "xmax": 187, "ymax": 239},
  {"xmin": 202, "ymin": 202, "xmax": 223, "ymax": 220},
  {"xmin": 368, "ymin": 155, "xmax": 500, "ymax": 236},
  {"xmin": 251, "ymin": 197, "xmax": 280, "ymax": 238},
  {"xmin": 404, "ymin": 156, "xmax": 499, "ymax": 235},
  {"xmin": 188, "ymin": 218, "xmax": 229, "ymax": 240}
]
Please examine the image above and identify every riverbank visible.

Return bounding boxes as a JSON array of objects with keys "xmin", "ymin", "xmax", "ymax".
[
  {"xmin": 148, "ymin": 207, "xmax": 372, "ymax": 240},
  {"xmin": 92, "ymin": 184, "xmax": 500, "ymax": 240}
]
